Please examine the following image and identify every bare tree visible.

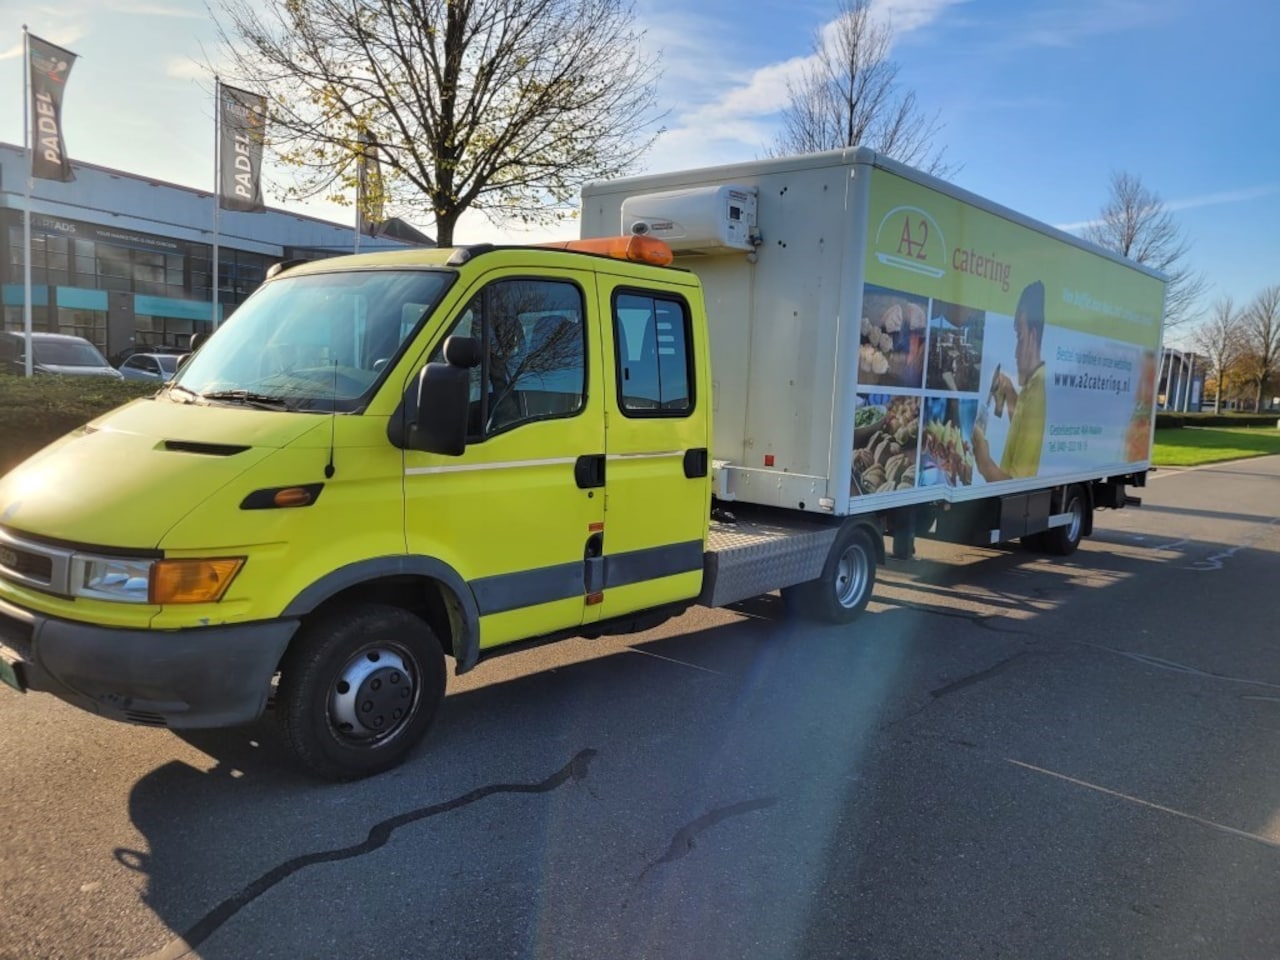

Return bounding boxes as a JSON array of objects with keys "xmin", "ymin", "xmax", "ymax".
[
  {"xmin": 1240, "ymin": 285, "xmax": 1280, "ymax": 411},
  {"xmin": 212, "ymin": 0, "xmax": 662, "ymax": 245},
  {"xmin": 771, "ymin": 0, "xmax": 951, "ymax": 174},
  {"xmin": 1084, "ymin": 171, "xmax": 1208, "ymax": 330},
  {"xmin": 1189, "ymin": 297, "xmax": 1244, "ymax": 413}
]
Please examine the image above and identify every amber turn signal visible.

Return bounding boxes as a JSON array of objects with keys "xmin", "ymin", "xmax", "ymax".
[
  {"xmin": 150, "ymin": 558, "xmax": 245, "ymax": 604},
  {"xmin": 273, "ymin": 487, "xmax": 314, "ymax": 508}
]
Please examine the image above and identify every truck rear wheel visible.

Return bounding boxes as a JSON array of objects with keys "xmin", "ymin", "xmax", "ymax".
[
  {"xmin": 783, "ymin": 525, "xmax": 877, "ymax": 624},
  {"xmin": 1042, "ymin": 485, "xmax": 1087, "ymax": 556},
  {"xmin": 276, "ymin": 603, "xmax": 446, "ymax": 781}
]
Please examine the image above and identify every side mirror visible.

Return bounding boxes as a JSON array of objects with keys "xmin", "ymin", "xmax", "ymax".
[{"xmin": 409, "ymin": 336, "xmax": 479, "ymax": 456}]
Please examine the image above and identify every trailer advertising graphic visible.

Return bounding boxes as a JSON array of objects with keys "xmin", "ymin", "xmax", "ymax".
[{"xmin": 850, "ymin": 168, "xmax": 1165, "ymax": 500}]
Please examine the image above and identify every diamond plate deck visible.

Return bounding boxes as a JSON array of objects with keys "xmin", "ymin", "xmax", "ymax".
[{"xmin": 703, "ymin": 518, "xmax": 838, "ymax": 607}]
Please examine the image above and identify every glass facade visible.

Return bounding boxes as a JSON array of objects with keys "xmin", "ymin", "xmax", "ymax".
[{"xmin": 2, "ymin": 211, "xmax": 275, "ymax": 357}]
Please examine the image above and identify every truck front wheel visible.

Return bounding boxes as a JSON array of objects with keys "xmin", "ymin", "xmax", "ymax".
[
  {"xmin": 783, "ymin": 525, "xmax": 878, "ymax": 624},
  {"xmin": 276, "ymin": 603, "xmax": 446, "ymax": 781}
]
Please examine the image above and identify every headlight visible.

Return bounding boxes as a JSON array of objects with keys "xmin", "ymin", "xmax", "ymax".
[
  {"xmin": 71, "ymin": 556, "xmax": 153, "ymax": 603},
  {"xmin": 70, "ymin": 555, "xmax": 245, "ymax": 604}
]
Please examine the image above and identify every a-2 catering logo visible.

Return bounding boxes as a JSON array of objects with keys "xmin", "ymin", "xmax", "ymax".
[{"xmin": 873, "ymin": 206, "xmax": 947, "ymax": 279}]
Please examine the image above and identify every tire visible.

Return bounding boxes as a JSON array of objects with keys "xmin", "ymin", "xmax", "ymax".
[
  {"xmin": 1042, "ymin": 486, "xmax": 1087, "ymax": 556},
  {"xmin": 276, "ymin": 603, "xmax": 446, "ymax": 781},
  {"xmin": 783, "ymin": 525, "xmax": 878, "ymax": 624}
]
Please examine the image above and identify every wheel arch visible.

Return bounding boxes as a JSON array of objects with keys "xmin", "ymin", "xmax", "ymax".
[
  {"xmin": 281, "ymin": 557, "xmax": 482, "ymax": 673},
  {"xmin": 854, "ymin": 516, "xmax": 886, "ymax": 564}
]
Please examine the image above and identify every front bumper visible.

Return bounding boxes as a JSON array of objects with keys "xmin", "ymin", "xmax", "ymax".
[{"xmin": 0, "ymin": 595, "xmax": 297, "ymax": 728}]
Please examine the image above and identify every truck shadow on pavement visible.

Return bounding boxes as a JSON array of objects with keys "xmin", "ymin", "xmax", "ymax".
[
  {"xmin": 115, "ymin": 532, "xmax": 1276, "ymax": 959},
  {"xmin": 119, "ymin": 597, "xmax": 957, "ymax": 959}
]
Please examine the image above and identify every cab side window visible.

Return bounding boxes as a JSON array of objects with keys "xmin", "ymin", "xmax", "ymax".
[
  {"xmin": 613, "ymin": 291, "xmax": 693, "ymax": 416},
  {"xmin": 432, "ymin": 278, "xmax": 586, "ymax": 440}
]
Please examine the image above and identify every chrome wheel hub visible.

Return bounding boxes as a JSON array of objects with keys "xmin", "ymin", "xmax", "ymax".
[{"xmin": 330, "ymin": 649, "xmax": 415, "ymax": 741}]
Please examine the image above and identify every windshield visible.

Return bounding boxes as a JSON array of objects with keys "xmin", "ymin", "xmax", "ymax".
[
  {"xmin": 172, "ymin": 268, "xmax": 453, "ymax": 412},
  {"xmin": 155, "ymin": 355, "xmax": 178, "ymax": 374},
  {"xmin": 33, "ymin": 339, "xmax": 109, "ymax": 367}
]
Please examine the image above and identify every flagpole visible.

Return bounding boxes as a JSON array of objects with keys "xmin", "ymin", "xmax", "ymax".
[
  {"xmin": 22, "ymin": 26, "xmax": 33, "ymax": 378},
  {"xmin": 354, "ymin": 133, "xmax": 363, "ymax": 254},
  {"xmin": 211, "ymin": 77, "xmax": 221, "ymax": 331}
]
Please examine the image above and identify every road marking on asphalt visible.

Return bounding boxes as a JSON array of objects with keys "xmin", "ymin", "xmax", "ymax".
[
  {"xmin": 1007, "ymin": 759, "xmax": 1280, "ymax": 850},
  {"xmin": 1186, "ymin": 518, "xmax": 1278, "ymax": 571},
  {"xmin": 1081, "ymin": 642, "xmax": 1280, "ymax": 690},
  {"xmin": 625, "ymin": 647, "xmax": 725, "ymax": 676},
  {"xmin": 1148, "ymin": 457, "xmax": 1279, "ymax": 479}
]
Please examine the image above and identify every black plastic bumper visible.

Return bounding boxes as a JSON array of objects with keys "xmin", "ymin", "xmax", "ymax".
[{"xmin": 0, "ymin": 596, "xmax": 297, "ymax": 728}]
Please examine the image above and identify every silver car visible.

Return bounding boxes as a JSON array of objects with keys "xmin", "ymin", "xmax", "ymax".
[
  {"xmin": 118, "ymin": 352, "xmax": 180, "ymax": 382},
  {"xmin": 0, "ymin": 331, "xmax": 124, "ymax": 379}
]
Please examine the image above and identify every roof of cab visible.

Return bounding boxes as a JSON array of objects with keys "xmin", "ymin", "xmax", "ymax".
[{"xmin": 268, "ymin": 241, "xmax": 698, "ymax": 285}]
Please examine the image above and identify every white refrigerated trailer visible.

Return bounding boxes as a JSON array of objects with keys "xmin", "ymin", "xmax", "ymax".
[{"xmin": 581, "ymin": 147, "xmax": 1166, "ymax": 617}]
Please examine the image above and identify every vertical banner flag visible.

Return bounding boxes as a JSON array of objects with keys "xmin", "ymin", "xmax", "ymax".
[
  {"xmin": 28, "ymin": 34, "xmax": 77, "ymax": 182},
  {"xmin": 357, "ymin": 130, "xmax": 385, "ymax": 237},
  {"xmin": 218, "ymin": 84, "xmax": 268, "ymax": 212}
]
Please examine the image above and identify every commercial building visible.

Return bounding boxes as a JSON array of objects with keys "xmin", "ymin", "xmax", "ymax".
[{"xmin": 0, "ymin": 142, "xmax": 431, "ymax": 361}]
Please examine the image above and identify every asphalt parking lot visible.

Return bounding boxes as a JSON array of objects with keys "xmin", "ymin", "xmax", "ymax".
[{"xmin": 2, "ymin": 456, "xmax": 1279, "ymax": 960}]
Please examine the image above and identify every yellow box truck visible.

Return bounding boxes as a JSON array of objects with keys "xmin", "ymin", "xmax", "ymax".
[{"xmin": 0, "ymin": 149, "xmax": 1165, "ymax": 779}]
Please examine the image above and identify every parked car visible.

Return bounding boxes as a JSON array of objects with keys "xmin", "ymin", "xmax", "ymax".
[
  {"xmin": 118, "ymin": 352, "xmax": 180, "ymax": 382},
  {"xmin": 109, "ymin": 343, "xmax": 187, "ymax": 368},
  {"xmin": 0, "ymin": 331, "xmax": 123, "ymax": 379}
]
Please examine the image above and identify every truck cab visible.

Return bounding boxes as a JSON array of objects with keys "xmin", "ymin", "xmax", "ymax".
[{"xmin": 0, "ymin": 236, "xmax": 712, "ymax": 779}]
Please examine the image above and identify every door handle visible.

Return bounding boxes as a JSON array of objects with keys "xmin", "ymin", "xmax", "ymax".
[
  {"xmin": 683, "ymin": 447, "xmax": 709, "ymax": 479},
  {"xmin": 575, "ymin": 453, "xmax": 606, "ymax": 489}
]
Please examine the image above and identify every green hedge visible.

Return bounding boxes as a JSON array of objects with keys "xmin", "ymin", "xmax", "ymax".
[
  {"xmin": 0, "ymin": 377, "xmax": 157, "ymax": 476},
  {"xmin": 1154, "ymin": 411, "xmax": 1278, "ymax": 430}
]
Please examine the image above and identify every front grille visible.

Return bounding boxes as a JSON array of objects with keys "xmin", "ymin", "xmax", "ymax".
[
  {"xmin": 0, "ymin": 528, "xmax": 75, "ymax": 595},
  {"xmin": 1, "ymin": 548, "xmax": 52, "ymax": 584}
]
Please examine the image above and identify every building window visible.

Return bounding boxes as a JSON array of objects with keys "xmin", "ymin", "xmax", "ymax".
[
  {"xmin": 6, "ymin": 228, "xmax": 71, "ymax": 287},
  {"xmin": 134, "ymin": 314, "xmax": 212, "ymax": 350},
  {"xmin": 56, "ymin": 308, "xmax": 106, "ymax": 350},
  {"xmin": 3, "ymin": 305, "xmax": 51, "ymax": 334}
]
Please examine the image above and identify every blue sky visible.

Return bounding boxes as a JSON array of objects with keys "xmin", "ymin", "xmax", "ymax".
[{"xmin": 2, "ymin": 0, "xmax": 1277, "ymax": 342}]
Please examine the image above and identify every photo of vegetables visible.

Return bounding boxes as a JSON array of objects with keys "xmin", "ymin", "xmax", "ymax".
[
  {"xmin": 920, "ymin": 397, "xmax": 979, "ymax": 487},
  {"xmin": 925, "ymin": 300, "xmax": 986, "ymax": 393},
  {"xmin": 1125, "ymin": 349, "xmax": 1159, "ymax": 462},
  {"xmin": 859, "ymin": 284, "xmax": 928, "ymax": 388},
  {"xmin": 851, "ymin": 394, "xmax": 920, "ymax": 496}
]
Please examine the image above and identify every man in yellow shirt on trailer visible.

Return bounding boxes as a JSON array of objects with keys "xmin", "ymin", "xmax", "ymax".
[{"xmin": 973, "ymin": 281, "xmax": 1047, "ymax": 482}]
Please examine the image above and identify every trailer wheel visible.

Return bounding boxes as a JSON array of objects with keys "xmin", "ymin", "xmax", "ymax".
[
  {"xmin": 276, "ymin": 603, "xmax": 446, "ymax": 781},
  {"xmin": 1042, "ymin": 486, "xmax": 1087, "ymax": 556},
  {"xmin": 784, "ymin": 525, "xmax": 877, "ymax": 624}
]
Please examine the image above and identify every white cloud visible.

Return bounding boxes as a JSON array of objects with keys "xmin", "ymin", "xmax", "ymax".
[
  {"xmin": 104, "ymin": 0, "xmax": 205, "ymax": 16},
  {"xmin": 1055, "ymin": 184, "xmax": 1280, "ymax": 233},
  {"xmin": 649, "ymin": 0, "xmax": 963, "ymax": 170},
  {"xmin": 1166, "ymin": 184, "xmax": 1280, "ymax": 214},
  {"xmin": 1005, "ymin": 0, "xmax": 1175, "ymax": 49},
  {"xmin": 869, "ymin": 0, "xmax": 969, "ymax": 35},
  {"xmin": 166, "ymin": 57, "xmax": 212, "ymax": 81},
  {"xmin": 0, "ymin": 26, "xmax": 87, "ymax": 60}
]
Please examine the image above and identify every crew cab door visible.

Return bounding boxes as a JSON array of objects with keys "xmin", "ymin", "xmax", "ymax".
[
  {"xmin": 592, "ymin": 276, "xmax": 711, "ymax": 620},
  {"xmin": 403, "ymin": 272, "xmax": 605, "ymax": 650}
]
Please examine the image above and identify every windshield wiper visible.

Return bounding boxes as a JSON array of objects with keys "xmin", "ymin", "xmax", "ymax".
[
  {"xmin": 165, "ymin": 383, "xmax": 201, "ymax": 404},
  {"xmin": 199, "ymin": 389, "xmax": 293, "ymax": 410}
]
